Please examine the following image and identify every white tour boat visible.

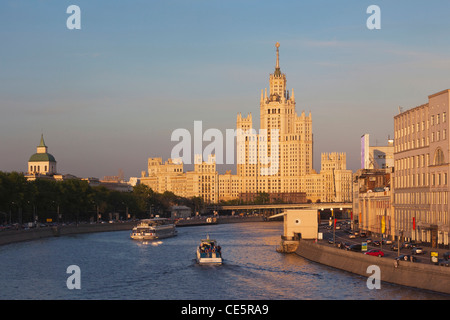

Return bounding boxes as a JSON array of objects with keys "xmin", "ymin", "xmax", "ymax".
[
  {"xmin": 196, "ymin": 235, "xmax": 222, "ymax": 265},
  {"xmin": 130, "ymin": 218, "xmax": 177, "ymax": 240}
]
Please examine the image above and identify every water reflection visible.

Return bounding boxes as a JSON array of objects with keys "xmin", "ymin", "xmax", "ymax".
[
  {"xmin": 0, "ymin": 222, "xmax": 448, "ymax": 300},
  {"xmin": 135, "ymin": 240, "xmax": 164, "ymax": 247}
]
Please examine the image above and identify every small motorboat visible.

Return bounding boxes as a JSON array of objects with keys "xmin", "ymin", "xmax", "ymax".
[{"xmin": 196, "ymin": 235, "xmax": 222, "ymax": 265}]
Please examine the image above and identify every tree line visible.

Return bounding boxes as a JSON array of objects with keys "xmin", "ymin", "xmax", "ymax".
[{"xmin": 0, "ymin": 171, "xmax": 204, "ymax": 225}]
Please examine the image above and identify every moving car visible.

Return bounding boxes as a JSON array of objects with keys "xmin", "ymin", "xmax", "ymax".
[
  {"xmin": 395, "ymin": 254, "xmax": 419, "ymax": 262},
  {"xmin": 364, "ymin": 249, "xmax": 384, "ymax": 257},
  {"xmin": 391, "ymin": 243, "xmax": 399, "ymax": 251},
  {"xmin": 347, "ymin": 244, "xmax": 362, "ymax": 252},
  {"xmin": 411, "ymin": 247, "xmax": 424, "ymax": 255}
]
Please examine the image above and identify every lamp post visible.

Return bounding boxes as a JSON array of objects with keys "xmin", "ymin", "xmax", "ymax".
[
  {"xmin": 332, "ymin": 208, "xmax": 335, "ymax": 245},
  {"xmin": 398, "ymin": 229, "xmax": 403, "ymax": 257}
]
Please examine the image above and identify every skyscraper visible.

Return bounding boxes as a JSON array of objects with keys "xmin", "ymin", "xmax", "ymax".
[
  {"xmin": 237, "ymin": 42, "xmax": 313, "ymax": 196},
  {"xmin": 140, "ymin": 43, "xmax": 352, "ymax": 204}
]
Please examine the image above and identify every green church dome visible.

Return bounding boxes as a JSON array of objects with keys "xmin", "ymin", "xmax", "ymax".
[{"xmin": 29, "ymin": 152, "xmax": 56, "ymax": 162}]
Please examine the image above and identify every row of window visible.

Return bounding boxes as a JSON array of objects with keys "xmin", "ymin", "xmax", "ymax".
[
  {"xmin": 394, "ymin": 208, "xmax": 449, "ymax": 227},
  {"xmin": 396, "ymin": 112, "xmax": 447, "ymax": 136},
  {"xmin": 395, "ymin": 148, "xmax": 446, "ymax": 172},
  {"xmin": 395, "ymin": 172, "xmax": 448, "ymax": 188},
  {"xmin": 30, "ymin": 165, "xmax": 51, "ymax": 173}
]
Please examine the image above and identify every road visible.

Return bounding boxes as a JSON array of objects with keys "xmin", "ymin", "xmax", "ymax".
[{"xmin": 318, "ymin": 220, "xmax": 449, "ymax": 266}]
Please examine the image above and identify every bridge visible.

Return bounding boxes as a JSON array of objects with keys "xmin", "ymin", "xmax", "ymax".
[{"xmin": 209, "ymin": 202, "xmax": 353, "ymax": 220}]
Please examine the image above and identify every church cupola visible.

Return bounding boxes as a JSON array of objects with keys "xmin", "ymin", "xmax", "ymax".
[{"xmin": 28, "ymin": 134, "xmax": 57, "ymax": 175}]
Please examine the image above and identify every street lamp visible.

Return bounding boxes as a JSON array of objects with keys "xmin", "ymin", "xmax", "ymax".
[{"xmin": 332, "ymin": 208, "xmax": 335, "ymax": 244}]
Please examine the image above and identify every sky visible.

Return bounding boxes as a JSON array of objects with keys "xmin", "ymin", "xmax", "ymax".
[{"xmin": 2, "ymin": 0, "xmax": 450, "ymax": 179}]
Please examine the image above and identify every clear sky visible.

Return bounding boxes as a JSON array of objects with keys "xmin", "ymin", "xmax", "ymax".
[{"xmin": 2, "ymin": 0, "xmax": 450, "ymax": 179}]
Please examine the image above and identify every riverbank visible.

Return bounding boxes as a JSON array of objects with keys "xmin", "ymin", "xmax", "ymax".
[
  {"xmin": 0, "ymin": 222, "xmax": 136, "ymax": 246},
  {"xmin": 294, "ymin": 239, "xmax": 450, "ymax": 295},
  {"xmin": 0, "ymin": 215, "xmax": 266, "ymax": 246}
]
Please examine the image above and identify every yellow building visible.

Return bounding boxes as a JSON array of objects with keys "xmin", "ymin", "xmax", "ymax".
[
  {"xmin": 140, "ymin": 155, "xmax": 219, "ymax": 204},
  {"xmin": 139, "ymin": 43, "xmax": 352, "ymax": 204},
  {"xmin": 304, "ymin": 153, "xmax": 352, "ymax": 203},
  {"xmin": 236, "ymin": 42, "xmax": 313, "ymax": 196}
]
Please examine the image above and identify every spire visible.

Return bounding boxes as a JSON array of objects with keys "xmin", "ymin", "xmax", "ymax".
[
  {"xmin": 276, "ymin": 42, "xmax": 280, "ymax": 68},
  {"xmin": 36, "ymin": 133, "xmax": 48, "ymax": 154},
  {"xmin": 39, "ymin": 134, "xmax": 46, "ymax": 147},
  {"xmin": 274, "ymin": 42, "xmax": 281, "ymax": 76}
]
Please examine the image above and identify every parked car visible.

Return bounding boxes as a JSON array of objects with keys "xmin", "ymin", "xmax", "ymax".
[
  {"xmin": 411, "ymin": 247, "xmax": 424, "ymax": 255},
  {"xmin": 365, "ymin": 249, "xmax": 384, "ymax": 257},
  {"xmin": 395, "ymin": 254, "xmax": 419, "ymax": 262},
  {"xmin": 402, "ymin": 241, "xmax": 417, "ymax": 249},
  {"xmin": 438, "ymin": 259, "xmax": 450, "ymax": 267},
  {"xmin": 444, "ymin": 252, "xmax": 450, "ymax": 260},
  {"xmin": 347, "ymin": 244, "xmax": 362, "ymax": 252}
]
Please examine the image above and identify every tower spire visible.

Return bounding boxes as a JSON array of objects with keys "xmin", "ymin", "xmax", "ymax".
[
  {"xmin": 274, "ymin": 42, "xmax": 281, "ymax": 76},
  {"xmin": 39, "ymin": 133, "xmax": 46, "ymax": 147},
  {"xmin": 275, "ymin": 42, "xmax": 280, "ymax": 69}
]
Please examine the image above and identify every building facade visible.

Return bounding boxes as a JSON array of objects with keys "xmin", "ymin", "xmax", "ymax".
[
  {"xmin": 236, "ymin": 42, "xmax": 313, "ymax": 196},
  {"xmin": 26, "ymin": 134, "xmax": 57, "ymax": 180},
  {"xmin": 361, "ymin": 134, "xmax": 394, "ymax": 170},
  {"xmin": 139, "ymin": 43, "xmax": 352, "ymax": 205},
  {"xmin": 353, "ymin": 168, "xmax": 393, "ymax": 237},
  {"xmin": 393, "ymin": 89, "xmax": 450, "ymax": 247}
]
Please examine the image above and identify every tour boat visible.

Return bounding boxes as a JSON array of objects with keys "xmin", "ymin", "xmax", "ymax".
[
  {"xmin": 130, "ymin": 218, "xmax": 177, "ymax": 240},
  {"xmin": 196, "ymin": 235, "xmax": 222, "ymax": 265}
]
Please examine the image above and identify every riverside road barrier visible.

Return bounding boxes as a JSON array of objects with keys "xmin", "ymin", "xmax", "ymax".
[{"xmin": 295, "ymin": 239, "xmax": 450, "ymax": 295}]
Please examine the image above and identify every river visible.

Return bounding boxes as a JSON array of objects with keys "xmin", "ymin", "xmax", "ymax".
[{"xmin": 0, "ymin": 221, "xmax": 447, "ymax": 300}]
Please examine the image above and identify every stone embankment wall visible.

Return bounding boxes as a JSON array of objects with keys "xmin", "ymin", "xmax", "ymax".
[
  {"xmin": 218, "ymin": 216, "xmax": 264, "ymax": 224},
  {"xmin": 0, "ymin": 216, "xmax": 266, "ymax": 246},
  {"xmin": 295, "ymin": 240, "xmax": 450, "ymax": 295},
  {"xmin": 0, "ymin": 222, "xmax": 135, "ymax": 246}
]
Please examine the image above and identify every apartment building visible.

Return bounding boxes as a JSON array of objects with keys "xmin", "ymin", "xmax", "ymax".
[{"xmin": 393, "ymin": 89, "xmax": 450, "ymax": 247}]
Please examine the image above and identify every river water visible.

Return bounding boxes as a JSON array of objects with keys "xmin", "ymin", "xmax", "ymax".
[{"xmin": 0, "ymin": 221, "xmax": 447, "ymax": 300}]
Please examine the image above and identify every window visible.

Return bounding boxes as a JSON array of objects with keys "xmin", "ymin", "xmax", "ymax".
[{"xmin": 434, "ymin": 148, "xmax": 445, "ymax": 166}]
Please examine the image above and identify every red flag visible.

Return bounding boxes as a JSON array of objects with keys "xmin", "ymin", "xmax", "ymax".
[{"xmin": 413, "ymin": 217, "xmax": 416, "ymax": 230}]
